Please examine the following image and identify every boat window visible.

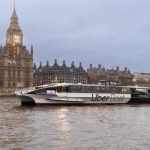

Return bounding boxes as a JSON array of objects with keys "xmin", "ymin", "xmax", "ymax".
[
  {"xmin": 47, "ymin": 90, "xmax": 55, "ymax": 94},
  {"xmin": 28, "ymin": 88, "xmax": 47, "ymax": 94},
  {"xmin": 37, "ymin": 89, "xmax": 47, "ymax": 94},
  {"xmin": 68, "ymin": 85, "xmax": 102, "ymax": 93},
  {"xmin": 28, "ymin": 90, "xmax": 36, "ymax": 94},
  {"xmin": 28, "ymin": 85, "xmax": 130, "ymax": 94}
]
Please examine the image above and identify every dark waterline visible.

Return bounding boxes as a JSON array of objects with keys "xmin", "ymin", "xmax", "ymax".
[{"xmin": 1, "ymin": 97, "xmax": 150, "ymax": 150}]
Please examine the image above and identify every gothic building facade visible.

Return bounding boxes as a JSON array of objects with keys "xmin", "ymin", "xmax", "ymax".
[
  {"xmin": 33, "ymin": 60, "xmax": 88, "ymax": 86},
  {"xmin": 0, "ymin": 8, "xmax": 33, "ymax": 95}
]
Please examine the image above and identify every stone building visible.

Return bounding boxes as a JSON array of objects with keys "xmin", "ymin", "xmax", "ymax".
[
  {"xmin": 87, "ymin": 64, "xmax": 133, "ymax": 85},
  {"xmin": 133, "ymin": 72, "xmax": 150, "ymax": 86},
  {"xmin": 33, "ymin": 60, "xmax": 87, "ymax": 86},
  {"xmin": 0, "ymin": 7, "xmax": 33, "ymax": 95}
]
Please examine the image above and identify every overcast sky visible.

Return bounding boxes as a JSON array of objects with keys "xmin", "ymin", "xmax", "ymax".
[{"xmin": 0, "ymin": 0, "xmax": 150, "ymax": 73}]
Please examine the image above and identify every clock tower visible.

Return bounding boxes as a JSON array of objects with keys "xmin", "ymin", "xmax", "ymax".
[
  {"xmin": 6, "ymin": 7, "xmax": 23, "ymax": 60},
  {"xmin": 0, "ymin": 7, "xmax": 33, "ymax": 95}
]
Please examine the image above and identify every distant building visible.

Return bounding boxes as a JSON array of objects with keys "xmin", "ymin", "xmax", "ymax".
[
  {"xmin": 33, "ymin": 60, "xmax": 87, "ymax": 86},
  {"xmin": 133, "ymin": 72, "xmax": 150, "ymax": 86},
  {"xmin": 0, "ymin": 7, "xmax": 33, "ymax": 95},
  {"xmin": 87, "ymin": 64, "xmax": 133, "ymax": 84}
]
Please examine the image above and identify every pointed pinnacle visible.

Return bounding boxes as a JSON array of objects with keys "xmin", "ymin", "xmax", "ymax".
[{"xmin": 12, "ymin": 4, "xmax": 18, "ymax": 18}]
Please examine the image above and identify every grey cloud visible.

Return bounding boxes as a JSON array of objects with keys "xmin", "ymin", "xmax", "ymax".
[{"xmin": 0, "ymin": 0, "xmax": 150, "ymax": 72}]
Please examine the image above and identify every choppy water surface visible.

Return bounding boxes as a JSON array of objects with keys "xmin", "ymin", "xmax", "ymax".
[{"xmin": 1, "ymin": 97, "xmax": 150, "ymax": 150}]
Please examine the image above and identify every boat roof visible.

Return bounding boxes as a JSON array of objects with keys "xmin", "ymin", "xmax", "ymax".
[
  {"xmin": 36, "ymin": 83, "xmax": 150, "ymax": 91},
  {"xmin": 34, "ymin": 83, "xmax": 130, "ymax": 90},
  {"xmin": 17, "ymin": 83, "xmax": 150, "ymax": 95}
]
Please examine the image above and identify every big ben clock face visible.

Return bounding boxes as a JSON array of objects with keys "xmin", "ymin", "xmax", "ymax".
[{"xmin": 13, "ymin": 35, "xmax": 21, "ymax": 43}]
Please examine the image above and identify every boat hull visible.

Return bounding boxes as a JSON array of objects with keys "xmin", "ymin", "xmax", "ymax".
[
  {"xmin": 19, "ymin": 93, "xmax": 131, "ymax": 106},
  {"xmin": 16, "ymin": 83, "xmax": 150, "ymax": 106},
  {"xmin": 18, "ymin": 95, "xmax": 36, "ymax": 106}
]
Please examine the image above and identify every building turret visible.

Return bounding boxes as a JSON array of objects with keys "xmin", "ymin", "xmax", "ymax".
[
  {"xmin": 79, "ymin": 62, "xmax": 82, "ymax": 69},
  {"xmin": 39, "ymin": 62, "xmax": 42, "ymax": 68},
  {"xmin": 53, "ymin": 59, "xmax": 58, "ymax": 67},
  {"xmin": 90, "ymin": 64, "xmax": 92, "ymax": 69},
  {"xmin": 46, "ymin": 60, "xmax": 49, "ymax": 67},
  {"xmin": 98, "ymin": 64, "xmax": 101, "ymax": 69},
  {"xmin": 71, "ymin": 61, "xmax": 75, "ymax": 68},
  {"xmin": 33, "ymin": 63, "xmax": 37, "ymax": 69},
  {"xmin": 62, "ymin": 60, "xmax": 66, "ymax": 67},
  {"xmin": 31, "ymin": 45, "xmax": 33, "ymax": 55}
]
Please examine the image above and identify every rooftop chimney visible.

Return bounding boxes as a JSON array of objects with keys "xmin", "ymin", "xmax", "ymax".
[
  {"xmin": 90, "ymin": 64, "xmax": 92, "ymax": 69},
  {"xmin": 39, "ymin": 62, "xmax": 42, "ymax": 68},
  {"xmin": 46, "ymin": 60, "xmax": 49, "ymax": 67},
  {"xmin": 116, "ymin": 66, "xmax": 119, "ymax": 71},
  {"xmin": 98, "ymin": 64, "xmax": 101, "ymax": 69},
  {"xmin": 71, "ymin": 61, "xmax": 75, "ymax": 68}
]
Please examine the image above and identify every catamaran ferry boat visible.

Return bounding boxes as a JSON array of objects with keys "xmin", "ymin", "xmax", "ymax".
[{"xmin": 16, "ymin": 83, "xmax": 132, "ymax": 106}]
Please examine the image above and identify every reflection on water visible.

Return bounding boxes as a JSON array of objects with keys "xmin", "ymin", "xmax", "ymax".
[
  {"xmin": 1, "ymin": 97, "xmax": 150, "ymax": 150},
  {"xmin": 56, "ymin": 108, "xmax": 70, "ymax": 132}
]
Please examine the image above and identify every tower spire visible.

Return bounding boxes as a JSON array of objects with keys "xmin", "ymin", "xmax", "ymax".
[
  {"xmin": 8, "ymin": 5, "xmax": 21, "ymax": 30},
  {"xmin": 12, "ymin": 3, "xmax": 18, "ymax": 19}
]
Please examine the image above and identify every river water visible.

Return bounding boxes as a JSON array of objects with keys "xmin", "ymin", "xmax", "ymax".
[{"xmin": 1, "ymin": 97, "xmax": 150, "ymax": 150}]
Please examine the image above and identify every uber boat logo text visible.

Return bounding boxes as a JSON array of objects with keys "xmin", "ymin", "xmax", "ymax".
[{"xmin": 91, "ymin": 94, "xmax": 124, "ymax": 101}]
